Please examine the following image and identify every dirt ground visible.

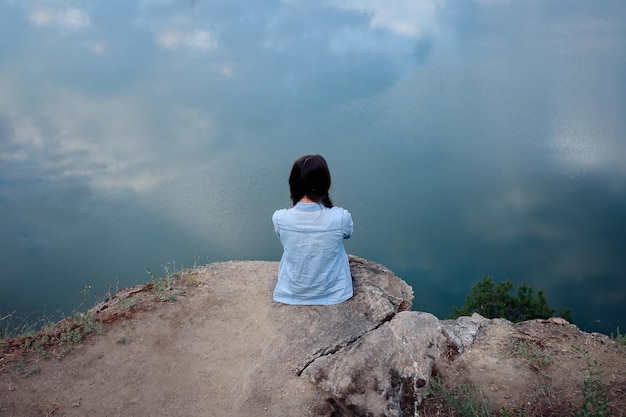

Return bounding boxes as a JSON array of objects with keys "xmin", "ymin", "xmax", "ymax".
[
  {"xmin": 1, "ymin": 261, "xmax": 326, "ymax": 417},
  {"xmin": 1, "ymin": 262, "xmax": 625, "ymax": 417},
  {"xmin": 427, "ymin": 317, "xmax": 626, "ymax": 416}
]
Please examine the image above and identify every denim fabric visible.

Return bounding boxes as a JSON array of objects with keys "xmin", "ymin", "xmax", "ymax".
[{"xmin": 272, "ymin": 202, "xmax": 353, "ymax": 305}]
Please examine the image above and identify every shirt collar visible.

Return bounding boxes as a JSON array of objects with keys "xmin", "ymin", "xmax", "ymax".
[{"xmin": 295, "ymin": 201, "xmax": 323, "ymax": 211}]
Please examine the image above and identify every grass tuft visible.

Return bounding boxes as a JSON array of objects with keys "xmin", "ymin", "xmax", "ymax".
[
  {"xmin": 574, "ymin": 347, "xmax": 612, "ymax": 417},
  {"xmin": 2, "ymin": 287, "xmax": 105, "ymax": 359},
  {"xmin": 610, "ymin": 327, "xmax": 626, "ymax": 348},
  {"xmin": 144, "ymin": 261, "xmax": 201, "ymax": 300},
  {"xmin": 506, "ymin": 338, "xmax": 553, "ymax": 374}
]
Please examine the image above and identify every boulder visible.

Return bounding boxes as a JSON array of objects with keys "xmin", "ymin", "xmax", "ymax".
[
  {"xmin": 440, "ymin": 313, "xmax": 512, "ymax": 354},
  {"xmin": 272, "ymin": 255, "xmax": 415, "ymax": 376},
  {"xmin": 302, "ymin": 311, "xmax": 447, "ymax": 417},
  {"xmin": 237, "ymin": 255, "xmax": 416, "ymax": 415}
]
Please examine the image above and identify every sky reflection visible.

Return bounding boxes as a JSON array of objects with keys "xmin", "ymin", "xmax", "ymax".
[{"xmin": 1, "ymin": 0, "xmax": 625, "ymax": 334}]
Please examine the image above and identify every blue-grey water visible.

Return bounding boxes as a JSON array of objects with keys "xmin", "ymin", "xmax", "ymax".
[{"xmin": 1, "ymin": 0, "xmax": 625, "ymax": 335}]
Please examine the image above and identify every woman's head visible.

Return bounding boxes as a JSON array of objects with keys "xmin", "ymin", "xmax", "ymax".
[{"xmin": 289, "ymin": 154, "xmax": 334, "ymax": 208}]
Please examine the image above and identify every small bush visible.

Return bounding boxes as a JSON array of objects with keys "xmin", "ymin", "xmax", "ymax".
[
  {"xmin": 450, "ymin": 276, "xmax": 572, "ymax": 323},
  {"xmin": 575, "ymin": 347, "xmax": 612, "ymax": 417}
]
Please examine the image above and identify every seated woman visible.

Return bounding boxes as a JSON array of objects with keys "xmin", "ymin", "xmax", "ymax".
[{"xmin": 272, "ymin": 154, "xmax": 353, "ymax": 305}]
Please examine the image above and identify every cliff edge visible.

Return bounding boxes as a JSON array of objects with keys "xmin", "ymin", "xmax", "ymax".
[{"xmin": 1, "ymin": 256, "xmax": 625, "ymax": 416}]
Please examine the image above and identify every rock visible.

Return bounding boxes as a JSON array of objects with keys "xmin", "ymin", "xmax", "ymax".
[
  {"xmin": 440, "ymin": 313, "xmax": 512, "ymax": 354},
  {"xmin": 271, "ymin": 255, "xmax": 415, "ymax": 376},
  {"xmin": 237, "ymin": 255, "xmax": 416, "ymax": 415},
  {"xmin": 302, "ymin": 311, "xmax": 446, "ymax": 417}
]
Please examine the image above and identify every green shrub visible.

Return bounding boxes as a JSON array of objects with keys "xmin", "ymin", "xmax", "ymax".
[{"xmin": 450, "ymin": 276, "xmax": 572, "ymax": 323}]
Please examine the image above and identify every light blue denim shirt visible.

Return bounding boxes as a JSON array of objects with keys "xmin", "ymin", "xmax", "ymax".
[{"xmin": 272, "ymin": 202, "xmax": 353, "ymax": 305}]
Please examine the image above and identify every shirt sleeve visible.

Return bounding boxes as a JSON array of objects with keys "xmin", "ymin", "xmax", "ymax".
[{"xmin": 342, "ymin": 209, "xmax": 353, "ymax": 239}]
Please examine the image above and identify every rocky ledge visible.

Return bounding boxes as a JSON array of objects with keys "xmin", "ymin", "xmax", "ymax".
[{"xmin": 1, "ymin": 256, "xmax": 624, "ymax": 417}]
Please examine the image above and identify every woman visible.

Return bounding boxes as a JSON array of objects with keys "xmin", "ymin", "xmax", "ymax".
[{"xmin": 272, "ymin": 154, "xmax": 353, "ymax": 305}]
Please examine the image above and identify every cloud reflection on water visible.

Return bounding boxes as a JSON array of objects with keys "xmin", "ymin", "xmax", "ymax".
[{"xmin": 0, "ymin": 0, "xmax": 625, "ymax": 334}]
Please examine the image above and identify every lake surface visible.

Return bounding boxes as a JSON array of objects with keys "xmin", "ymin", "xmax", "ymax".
[{"xmin": 1, "ymin": 0, "xmax": 625, "ymax": 335}]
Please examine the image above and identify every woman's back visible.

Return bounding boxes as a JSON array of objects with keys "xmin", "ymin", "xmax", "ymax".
[{"xmin": 273, "ymin": 202, "xmax": 353, "ymax": 304}]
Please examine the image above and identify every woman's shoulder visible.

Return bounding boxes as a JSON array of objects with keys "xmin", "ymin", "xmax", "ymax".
[
  {"xmin": 329, "ymin": 206, "xmax": 352, "ymax": 221},
  {"xmin": 273, "ymin": 207, "xmax": 289, "ymax": 217},
  {"xmin": 330, "ymin": 206, "xmax": 351, "ymax": 214},
  {"xmin": 272, "ymin": 206, "xmax": 298, "ymax": 220}
]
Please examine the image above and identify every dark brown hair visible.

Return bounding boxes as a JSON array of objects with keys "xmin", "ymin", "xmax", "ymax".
[{"xmin": 289, "ymin": 154, "xmax": 333, "ymax": 208}]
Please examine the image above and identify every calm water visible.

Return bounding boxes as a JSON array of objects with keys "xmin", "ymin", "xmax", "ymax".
[{"xmin": 1, "ymin": 1, "xmax": 625, "ymax": 335}]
